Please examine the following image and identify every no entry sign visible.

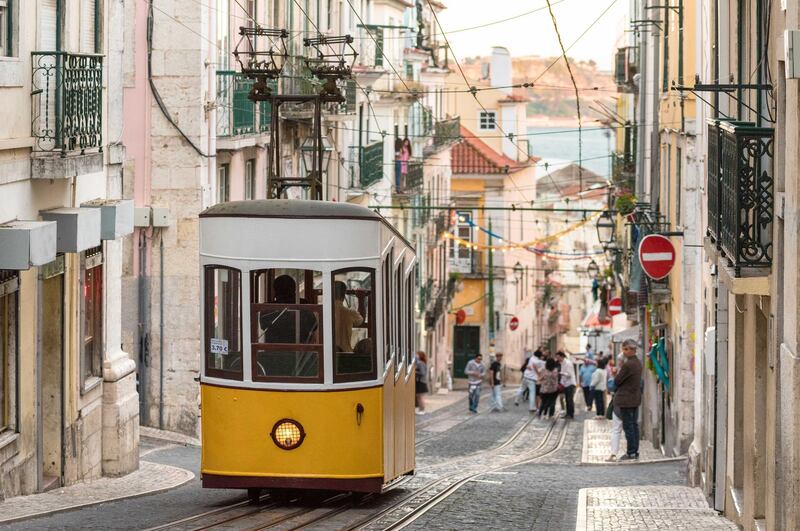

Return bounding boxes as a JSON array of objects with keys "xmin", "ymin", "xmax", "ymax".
[
  {"xmin": 638, "ymin": 234, "xmax": 676, "ymax": 280},
  {"xmin": 608, "ymin": 297, "xmax": 623, "ymax": 316},
  {"xmin": 509, "ymin": 316, "xmax": 519, "ymax": 331}
]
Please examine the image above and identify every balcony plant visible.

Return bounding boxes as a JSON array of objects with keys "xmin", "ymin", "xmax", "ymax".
[{"xmin": 615, "ymin": 193, "xmax": 637, "ymax": 216}]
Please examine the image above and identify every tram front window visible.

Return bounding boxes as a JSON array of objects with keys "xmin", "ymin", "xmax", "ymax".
[
  {"xmin": 332, "ymin": 269, "xmax": 376, "ymax": 383},
  {"xmin": 251, "ymin": 269, "xmax": 323, "ymax": 382},
  {"xmin": 204, "ymin": 266, "xmax": 243, "ymax": 380}
]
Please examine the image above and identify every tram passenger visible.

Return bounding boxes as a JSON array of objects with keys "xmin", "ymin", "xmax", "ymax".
[
  {"xmin": 333, "ymin": 281, "xmax": 364, "ymax": 353},
  {"xmin": 259, "ymin": 275, "xmax": 318, "ymax": 344}
]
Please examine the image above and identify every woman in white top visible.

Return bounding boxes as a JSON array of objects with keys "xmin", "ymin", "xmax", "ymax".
[{"xmin": 590, "ymin": 358, "xmax": 608, "ymax": 416}]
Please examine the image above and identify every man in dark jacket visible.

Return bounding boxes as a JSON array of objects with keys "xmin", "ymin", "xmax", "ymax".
[{"xmin": 614, "ymin": 338, "xmax": 643, "ymax": 460}]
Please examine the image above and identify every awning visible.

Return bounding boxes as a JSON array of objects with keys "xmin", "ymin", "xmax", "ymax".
[{"xmin": 612, "ymin": 325, "xmax": 640, "ymax": 343}]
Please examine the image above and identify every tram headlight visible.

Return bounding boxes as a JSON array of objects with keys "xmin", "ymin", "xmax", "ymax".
[{"xmin": 270, "ymin": 419, "xmax": 306, "ymax": 450}]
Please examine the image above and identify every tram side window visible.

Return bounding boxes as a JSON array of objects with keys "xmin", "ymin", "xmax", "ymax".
[
  {"xmin": 382, "ymin": 252, "xmax": 392, "ymax": 363},
  {"xmin": 332, "ymin": 269, "xmax": 376, "ymax": 382},
  {"xmin": 407, "ymin": 272, "xmax": 414, "ymax": 366},
  {"xmin": 250, "ymin": 269, "xmax": 323, "ymax": 382},
  {"xmin": 395, "ymin": 264, "xmax": 403, "ymax": 368},
  {"xmin": 204, "ymin": 267, "xmax": 243, "ymax": 380}
]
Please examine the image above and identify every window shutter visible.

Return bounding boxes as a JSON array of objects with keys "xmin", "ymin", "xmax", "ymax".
[
  {"xmin": 39, "ymin": 0, "xmax": 57, "ymax": 50},
  {"xmin": 80, "ymin": 0, "xmax": 96, "ymax": 53}
]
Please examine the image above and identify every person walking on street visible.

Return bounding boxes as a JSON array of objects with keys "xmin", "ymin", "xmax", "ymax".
[
  {"xmin": 415, "ymin": 351, "xmax": 429, "ymax": 415},
  {"xmin": 515, "ymin": 350, "xmax": 542, "ymax": 412},
  {"xmin": 556, "ymin": 351, "xmax": 577, "ymax": 419},
  {"xmin": 537, "ymin": 358, "xmax": 560, "ymax": 418},
  {"xmin": 489, "ymin": 353, "xmax": 505, "ymax": 412},
  {"xmin": 465, "ymin": 353, "xmax": 486, "ymax": 413},
  {"xmin": 590, "ymin": 358, "xmax": 608, "ymax": 416},
  {"xmin": 615, "ymin": 339, "xmax": 643, "ymax": 460},
  {"xmin": 579, "ymin": 359, "xmax": 597, "ymax": 411}
]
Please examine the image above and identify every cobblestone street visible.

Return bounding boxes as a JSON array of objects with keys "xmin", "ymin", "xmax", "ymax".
[{"xmin": 1, "ymin": 390, "xmax": 736, "ymax": 530}]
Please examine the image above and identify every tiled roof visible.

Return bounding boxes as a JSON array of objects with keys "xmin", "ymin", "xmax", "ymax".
[{"xmin": 452, "ymin": 125, "xmax": 538, "ymax": 175}]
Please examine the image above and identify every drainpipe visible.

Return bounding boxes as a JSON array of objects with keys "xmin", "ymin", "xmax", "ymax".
[
  {"xmin": 138, "ymin": 229, "xmax": 150, "ymax": 426},
  {"xmin": 159, "ymin": 230, "xmax": 165, "ymax": 429}
]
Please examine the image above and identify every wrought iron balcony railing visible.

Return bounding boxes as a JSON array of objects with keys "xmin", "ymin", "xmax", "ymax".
[
  {"xmin": 349, "ymin": 140, "xmax": 384, "ymax": 189},
  {"xmin": 216, "ymin": 71, "xmax": 274, "ymax": 137},
  {"xmin": 354, "ymin": 25, "xmax": 385, "ymax": 71},
  {"xmin": 405, "ymin": 160, "xmax": 423, "ymax": 193},
  {"xmin": 433, "ymin": 116, "xmax": 460, "ymax": 148},
  {"xmin": 31, "ymin": 52, "xmax": 103, "ymax": 155},
  {"xmin": 706, "ymin": 119, "xmax": 774, "ymax": 276}
]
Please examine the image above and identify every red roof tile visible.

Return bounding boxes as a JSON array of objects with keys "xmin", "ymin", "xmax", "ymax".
[{"xmin": 452, "ymin": 125, "xmax": 538, "ymax": 175}]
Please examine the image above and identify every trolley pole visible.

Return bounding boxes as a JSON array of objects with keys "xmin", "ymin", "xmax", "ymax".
[{"xmin": 487, "ymin": 217, "xmax": 495, "ymax": 343}]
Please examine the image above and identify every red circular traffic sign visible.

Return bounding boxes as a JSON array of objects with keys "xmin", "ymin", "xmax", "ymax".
[
  {"xmin": 455, "ymin": 309, "xmax": 467, "ymax": 325},
  {"xmin": 509, "ymin": 316, "xmax": 519, "ymax": 331},
  {"xmin": 608, "ymin": 297, "xmax": 623, "ymax": 316},
  {"xmin": 638, "ymin": 234, "xmax": 676, "ymax": 280}
]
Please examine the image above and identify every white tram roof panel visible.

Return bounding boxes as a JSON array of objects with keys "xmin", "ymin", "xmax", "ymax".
[
  {"xmin": 200, "ymin": 200, "xmax": 413, "ymax": 263},
  {"xmin": 200, "ymin": 199, "xmax": 383, "ymax": 220}
]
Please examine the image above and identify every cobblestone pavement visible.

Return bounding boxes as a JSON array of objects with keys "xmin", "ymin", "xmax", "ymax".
[
  {"xmin": 1, "ymin": 387, "xmax": 736, "ymax": 530},
  {"xmin": 577, "ymin": 486, "xmax": 739, "ymax": 530},
  {"xmin": 581, "ymin": 419, "xmax": 683, "ymax": 464}
]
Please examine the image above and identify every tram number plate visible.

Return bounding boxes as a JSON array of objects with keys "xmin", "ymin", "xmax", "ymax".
[{"xmin": 210, "ymin": 338, "xmax": 229, "ymax": 355}]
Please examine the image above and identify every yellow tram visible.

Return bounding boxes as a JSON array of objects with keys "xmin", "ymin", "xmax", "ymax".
[{"xmin": 198, "ymin": 200, "xmax": 417, "ymax": 496}]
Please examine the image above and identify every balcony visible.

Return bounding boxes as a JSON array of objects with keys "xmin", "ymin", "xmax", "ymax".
[
  {"xmin": 216, "ymin": 72, "xmax": 274, "ymax": 147},
  {"xmin": 349, "ymin": 140, "xmax": 383, "ymax": 189},
  {"xmin": 31, "ymin": 52, "xmax": 104, "ymax": 178},
  {"xmin": 352, "ymin": 25, "xmax": 387, "ymax": 84},
  {"xmin": 433, "ymin": 116, "xmax": 460, "ymax": 148},
  {"xmin": 707, "ymin": 119, "xmax": 774, "ymax": 276}
]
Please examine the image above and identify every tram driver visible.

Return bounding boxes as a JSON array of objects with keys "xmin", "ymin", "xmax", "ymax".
[
  {"xmin": 333, "ymin": 280, "xmax": 365, "ymax": 353},
  {"xmin": 258, "ymin": 275, "xmax": 318, "ymax": 344}
]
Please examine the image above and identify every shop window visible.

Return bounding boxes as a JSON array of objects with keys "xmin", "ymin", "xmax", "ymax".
[
  {"xmin": 204, "ymin": 266, "xmax": 243, "ymax": 380},
  {"xmin": 250, "ymin": 269, "xmax": 323, "ymax": 382},
  {"xmin": 82, "ymin": 248, "xmax": 103, "ymax": 386},
  {"xmin": 332, "ymin": 269, "xmax": 375, "ymax": 383},
  {"xmin": 0, "ymin": 272, "xmax": 18, "ymax": 434}
]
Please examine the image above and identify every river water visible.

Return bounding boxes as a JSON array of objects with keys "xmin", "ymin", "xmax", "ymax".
[{"xmin": 527, "ymin": 126, "xmax": 613, "ymax": 179}]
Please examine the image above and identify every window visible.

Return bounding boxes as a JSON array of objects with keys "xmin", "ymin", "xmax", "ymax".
[
  {"xmin": 204, "ymin": 266, "xmax": 243, "ymax": 380},
  {"xmin": 0, "ymin": 273, "xmax": 18, "ymax": 434},
  {"xmin": 245, "ymin": 159, "xmax": 256, "ymax": 200},
  {"xmin": 0, "ymin": 0, "xmax": 10, "ymax": 57},
  {"xmin": 251, "ymin": 269, "xmax": 322, "ymax": 382},
  {"xmin": 216, "ymin": 0, "xmax": 230, "ymax": 69},
  {"xmin": 80, "ymin": 0, "xmax": 98, "ymax": 53},
  {"xmin": 406, "ymin": 271, "xmax": 414, "ymax": 366},
  {"xmin": 449, "ymin": 211, "xmax": 473, "ymax": 273},
  {"xmin": 676, "ymin": 147, "xmax": 682, "ymax": 225},
  {"xmin": 397, "ymin": 264, "xmax": 405, "ymax": 369},
  {"xmin": 479, "ymin": 111, "xmax": 497, "ymax": 130},
  {"xmin": 382, "ymin": 252, "xmax": 392, "ymax": 364},
  {"xmin": 82, "ymin": 248, "xmax": 103, "ymax": 385},
  {"xmin": 217, "ymin": 163, "xmax": 230, "ymax": 203},
  {"xmin": 332, "ymin": 269, "xmax": 375, "ymax": 382}
]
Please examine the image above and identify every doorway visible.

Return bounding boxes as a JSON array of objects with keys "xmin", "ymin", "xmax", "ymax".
[
  {"xmin": 453, "ymin": 326, "xmax": 480, "ymax": 380},
  {"xmin": 40, "ymin": 263, "xmax": 64, "ymax": 491}
]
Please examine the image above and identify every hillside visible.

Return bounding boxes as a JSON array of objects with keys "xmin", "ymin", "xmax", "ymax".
[{"xmin": 460, "ymin": 55, "xmax": 616, "ymax": 126}]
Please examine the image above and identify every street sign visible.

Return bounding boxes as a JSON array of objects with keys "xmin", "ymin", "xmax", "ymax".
[
  {"xmin": 638, "ymin": 234, "xmax": 676, "ymax": 280},
  {"xmin": 455, "ymin": 309, "xmax": 467, "ymax": 324},
  {"xmin": 608, "ymin": 297, "xmax": 623, "ymax": 316},
  {"xmin": 509, "ymin": 316, "xmax": 519, "ymax": 331}
]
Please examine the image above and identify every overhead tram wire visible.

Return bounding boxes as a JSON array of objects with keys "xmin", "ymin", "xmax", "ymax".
[
  {"xmin": 426, "ymin": 0, "xmax": 554, "ymax": 201},
  {"xmin": 545, "ymin": 0, "xmax": 583, "ymax": 195}
]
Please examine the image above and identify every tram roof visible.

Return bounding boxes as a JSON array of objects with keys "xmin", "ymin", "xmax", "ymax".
[{"xmin": 200, "ymin": 199, "xmax": 382, "ymax": 220}]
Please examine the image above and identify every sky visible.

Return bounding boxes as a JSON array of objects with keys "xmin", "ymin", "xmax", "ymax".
[{"xmin": 437, "ymin": 0, "xmax": 627, "ymax": 71}]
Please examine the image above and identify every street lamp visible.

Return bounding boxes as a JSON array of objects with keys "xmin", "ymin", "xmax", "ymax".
[
  {"xmin": 596, "ymin": 210, "xmax": 616, "ymax": 247},
  {"xmin": 513, "ymin": 261, "xmax": 523, "ymax": 283},
  {"xmin": 300, "ymin": 135, "xmax": 334, "ymax": 178},
  {"xmin": 586, "ymin": 259, "xmax": 600, "ymax": 278}
]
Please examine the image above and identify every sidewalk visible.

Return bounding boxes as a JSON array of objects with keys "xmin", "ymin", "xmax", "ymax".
[
  {"xmin": 581, "ymin": 418, "xmax": 684, "ymax": 464},
  {"xmin": 575, "ymin": 486, "xmax": 738, "ymax": 530},
  {"xmin": 420, "ymin": 388, "xmax": 467, "ymax": 414},
  {"xmin": 0, "ymin": 460, "xmax": 193, "ymax": 525}
]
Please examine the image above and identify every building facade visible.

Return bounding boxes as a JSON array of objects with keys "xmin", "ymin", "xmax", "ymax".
[{"xmin": 0, "ymin": 0, "xmax": 138, "ymax": 499}]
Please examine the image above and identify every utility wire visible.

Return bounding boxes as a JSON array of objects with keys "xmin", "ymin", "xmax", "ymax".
[{"xmin": 545, "ymin": 0, "xmax": 583, "ymax": 194}]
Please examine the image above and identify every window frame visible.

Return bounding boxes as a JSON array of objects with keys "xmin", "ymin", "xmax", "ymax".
[
  {"xmin": 245, "ymin": 158, "xmax": 256, "ymax": 200},
  {"xmin": 0, "ymin": 274, "xmax": 19, "ymax": 436},
  {"xmin": 331, "ymin": 267, "xmax": 376, "ymax": 384},
  {"xmin": 406, "ymin": 268, "xmax": 414, "ymax": 368},
  {"xmin": 218, "ymin": 163, "xmax": 230, "ymax": 203},
  {"xmin": 478, "ymin": 110, "xmax": 497, "ymax": 130},
  {"xmin": 394, "ymin": 259, "xmax": 404, "ymax": 380},
  {"xmin": 80, "ymin": 248, "xmax": 103, "ymax": 390},
  {"xmin": 249, "ymin": 268, "xmax": 324, "ymax": 384},
  {"xmin": 382, "ymin": 250, "xmax": 393, "ymax": 365},
  {"xmin": 203, "ymin": 265, "xmax": 244, "ymax": 381}
]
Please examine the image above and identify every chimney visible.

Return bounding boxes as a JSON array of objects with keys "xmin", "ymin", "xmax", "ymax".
[{"xmin": 490, "ymin": 46, "xmax": 512, "ymax": 94}]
